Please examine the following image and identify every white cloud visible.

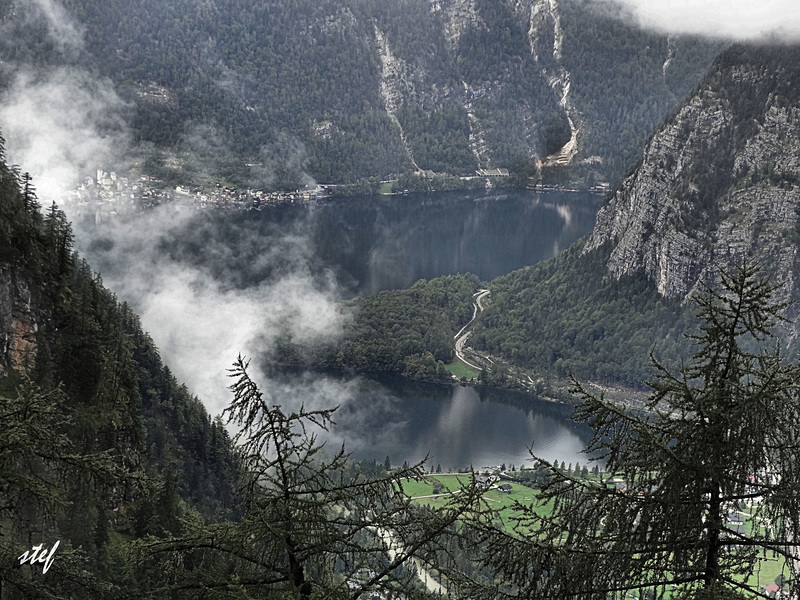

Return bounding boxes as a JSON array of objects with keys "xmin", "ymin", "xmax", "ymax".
[
  {"xmin": 602, "ymin": 0, "xmax": 800, "ymax": 42},
  {"xmin": 67, "ymin": 206, "xmax": 348, "ymax": 417},
  {"xmin": 0, "ymin": 68, "xmax": 129, "ymax": 203},
  {"xmin": 30, "ymin": 0, "xmax": 85, "ymax": 52},
  {"xmin": 134, "ymin": 266, "xmax": 346, "ymax": 417}
]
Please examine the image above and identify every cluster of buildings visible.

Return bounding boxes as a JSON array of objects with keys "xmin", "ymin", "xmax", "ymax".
[
  {"xmin": 62, "ymin": 169, "xmax": 328, "ymax": 220},
  {"xmin": 528, "ymin": 181, "xmax": 611, "ymax": 194}
]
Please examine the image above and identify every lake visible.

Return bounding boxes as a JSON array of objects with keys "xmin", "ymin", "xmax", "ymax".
[
  {"xmin": 306, "ymin": 369, "xmax": 592, "ymax": 471},
  {"xmin": 110, "ymin": 188, "xmax": 599, "ymax": 295},
  {"xmin": 71, "ymin": 187, "xmax": 601, "ymax": 468},
  {"xmin": 307, "ymin": 189, "xmax": 599, "ymax": 295}
]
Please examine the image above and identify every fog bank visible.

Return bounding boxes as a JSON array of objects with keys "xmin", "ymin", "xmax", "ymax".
[{"xmin": 602, "ymin": 0, "xmax": 800, "ymax": 42}]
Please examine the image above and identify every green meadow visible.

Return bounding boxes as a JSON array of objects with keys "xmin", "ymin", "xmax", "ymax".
[{"xmin": 397, "ymin": 476, "xmax": 791, "ymax": 592}]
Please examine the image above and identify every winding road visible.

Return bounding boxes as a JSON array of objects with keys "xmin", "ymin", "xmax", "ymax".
[
  {"xmin": 370, "ymin": 526, "xmax": 447, "ymax": 595},
  {"xmin": 454, "ymin": 289, "xmax": 491, "ymax": 372}
]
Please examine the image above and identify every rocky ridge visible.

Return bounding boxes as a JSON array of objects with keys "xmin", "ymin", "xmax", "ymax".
[
  {"xmin": 0, "ymin": 267, "xmax": 40, "ymax": 377},
  {"xmin": 586, "ymin": 47, "xmax": 800, "ymax": 314}
]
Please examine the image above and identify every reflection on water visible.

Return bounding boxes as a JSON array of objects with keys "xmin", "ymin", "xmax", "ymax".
[
  {"xmin": 120, "ymin": 188, "xmax": 600, "ymax": 299},
  {"xmin": 74, "ymin": 188, "xmax": 601, "ymax": 468},
  {"xmin": 311, "ymin": 190, "xmax": 599, "ymax": 296},
  {"xmin": 326, "ymin": 372, "xmax": 591, "ymax": 471},
  {"xmin": 304, "ymin": 191, "xmax": 599, "ymax": 467}
]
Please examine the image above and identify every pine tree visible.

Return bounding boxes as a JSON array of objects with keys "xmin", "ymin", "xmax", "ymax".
[
  {"xmin": 450, "ymin": 264, "xmax": 800, "ymax": 600},
  {"xmin": 134, "ymin": 356, "xmax": 485, "ymax": 598},
  {"xmin": 0, "ymin": 376, "xmax": 127, "ymax": 597}
]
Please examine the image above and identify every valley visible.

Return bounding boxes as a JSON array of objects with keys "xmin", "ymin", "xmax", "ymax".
[
  {"xmin": 69, "ymin": 188, "xmax": 600, "ymax": 470},
  {"xmin": 2, "ymin": 0, "xmax": 800, "ymax": 598}
]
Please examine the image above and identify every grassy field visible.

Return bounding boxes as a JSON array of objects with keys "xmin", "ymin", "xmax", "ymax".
[
  {"xmin": 396, "ymin": 474, "xmax": 472, "ymax": 498},
  {"xmin": 397, "ymin": 476, "xmax": 551, "ymax": 531},
  {"xmin": 378, "ymin": 181, "xmax": 395, "ymax": 195},
  {"xmin": 746, "ymin": 554, "xmax": 787, "ymax": 590},
  {"xmin": 444, "ymin": 362, "xmax": 479, "ymax": 380},
  {"xmin": 398, "ymin": 476, "xmax": 792, "ymax": 592},
  {"xmin": 396, "ymin": 478, "xmax": 435, "ymax": 498},
  {"xmin": 481, "ymin": 482, "xmax": 553, "ymax": 532}
]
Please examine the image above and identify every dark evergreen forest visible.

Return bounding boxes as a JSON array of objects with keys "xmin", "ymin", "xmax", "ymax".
[
  {"xmin": 0, "ymin": 143, "xmax": 241, "ymax": 595},
  {"xmin": 0, "ymin": 0, "xmax": 720, "ymax": 188}
]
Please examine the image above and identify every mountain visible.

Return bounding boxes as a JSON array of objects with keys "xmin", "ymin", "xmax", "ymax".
[
  {"xmin": 469, "ymin": 43, "xmax": 800, "ymax": 384},
  {"xmin": 587, "ymin": 44, "xmax": 800, "ymax": 305},
  {"xmin": 327, "ymin": 43, "xmax": 800, "ymax": 388},
  {"xmin": 0, "ymin": 142, "xmax": 239, "ymax": 595},
  {"xmin": 0, "ymin": 0, "xmax": 721, "ymax": 188}
]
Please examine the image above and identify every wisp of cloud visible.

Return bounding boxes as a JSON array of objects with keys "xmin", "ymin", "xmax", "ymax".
[
  {"xmin": 603, "ymin": 0, "xmax": 800, "ymax": 42},
  {"xmin": 0, "ymin": 68, "xmax": 129, "ymax": 202},
  {"xmin": 68, "ymin": 205, "xmax": 350, "ymax": 418},
  {"xmin": 30, "ymin": 0, "xmax": 86, "ymax": 53}
]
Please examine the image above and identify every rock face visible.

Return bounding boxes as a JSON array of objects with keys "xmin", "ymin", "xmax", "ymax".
[
  {"xmin": 524, "ymin": 0, "xmax": 580, "ymax": 166},
  {"xmin": 374, "ymin": 25, "xmax": 423, "ymax": 170},
  {"xmin": 0, "ymin": 267, "xmax": 40, "ymax": 376},
  {"xmin": 586, "ymin": 46, "xmax": 800, "ymax": 314},
  {"xmin": 376, "ymin": 0, "xmax": 570, "ymax": 171}
]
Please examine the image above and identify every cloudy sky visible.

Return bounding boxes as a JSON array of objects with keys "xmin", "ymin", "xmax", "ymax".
[{"xmin": 606, "ymin": 0, "xmax": 800, "ymax": 42}]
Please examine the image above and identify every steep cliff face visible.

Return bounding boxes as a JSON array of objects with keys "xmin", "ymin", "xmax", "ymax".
[
  {"xmin": 587, "ymin": 46, "xmax": 800, "ymax": 309},
  {"xmin": 0, "ymin": 267, "xmax": 40, "ymax": 376},
  {"xmin": 458, "ymin": 46, "xmax": 800, "ymax": 385}
]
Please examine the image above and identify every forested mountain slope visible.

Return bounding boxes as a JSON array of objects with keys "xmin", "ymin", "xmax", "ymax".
[
  {"xmin": 0, "ymin": 0, "xmax": 720, "ymax": 187},
  {"xmin": 328, "ymin": 44, "xmax": 800, "ymax": 388},
  {"xmin": 0, "ymin": 143, "xmax": 239, "ymax": 595},
  {"xmin": 471, "ymin": 43, "xmax": 800, "ymax": 383}
]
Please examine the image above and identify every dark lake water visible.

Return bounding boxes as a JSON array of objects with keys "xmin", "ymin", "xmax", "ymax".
[
  {"xmin": 317, "ymin": 371, "xmax": 592, "ymax": 471},
  {"xmin": 72, "ymin": 188, "xmax": 600, "ymax": 468},
  {"xmin": 309, "ymin": 189, "xmax": 599, "ymax": 295},
  {"xmin": 133, "ymin": 188, "xmax": 599, "ymax": 297}
]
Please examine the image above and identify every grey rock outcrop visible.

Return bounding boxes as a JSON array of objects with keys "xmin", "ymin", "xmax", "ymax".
[
  {"xmin": 586, "ymin": 51, "xmax": 800, "ymax": 318},
  {"xmin": 0, "ymin": 267, "xmax": 40, "ymax": 376}
]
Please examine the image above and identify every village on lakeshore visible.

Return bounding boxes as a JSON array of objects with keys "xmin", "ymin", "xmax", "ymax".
[
  {"xmin": 59, "ymin": 167, "xmax": 611, "ymax": 221},
  {"xmin": 61, "ymin": 168, "xmax": 330, "ymax": 219}
]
